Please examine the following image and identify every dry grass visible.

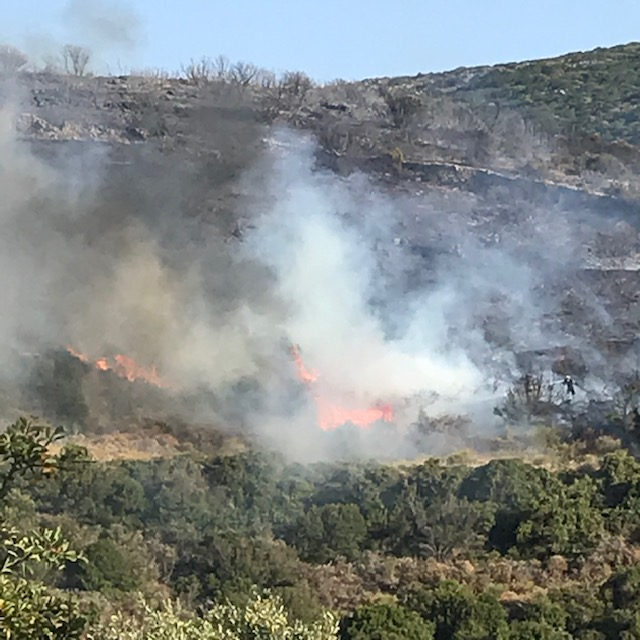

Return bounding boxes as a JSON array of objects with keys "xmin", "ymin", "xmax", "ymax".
[
  {"xmin": 51, "ymin": 431, "xmax": 181, "ymax": 461},
  {"xmin": 50, "ymin": 425, "xmax": 246, "ymax": 461}
]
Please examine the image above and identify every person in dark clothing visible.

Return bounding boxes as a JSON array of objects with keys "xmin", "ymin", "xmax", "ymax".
[{"xmin": 563, "ymin": 375, "xmax": 576, "ymax": 396}]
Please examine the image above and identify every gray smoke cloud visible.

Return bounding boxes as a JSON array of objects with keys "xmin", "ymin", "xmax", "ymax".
[
  {"xmin": 17, "ymin": 0, "xmax": 142, "ymax": 73},
  {"xmin": 0, "ymin": 93, "xmax": 636, "ymax": 460},
  {"xmin": 62, "ymin": 0, "xmax": 141, "ymax": 52}
]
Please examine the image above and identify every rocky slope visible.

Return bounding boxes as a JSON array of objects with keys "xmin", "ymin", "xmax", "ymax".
[{"xmin": 3, "ymin": 44, "xmax": 640, "ymax": 424}]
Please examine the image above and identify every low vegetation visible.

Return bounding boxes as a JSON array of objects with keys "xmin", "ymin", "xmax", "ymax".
[{"xmin": 2, "ymin": 410, "xmax": 640, "ymax": 638}]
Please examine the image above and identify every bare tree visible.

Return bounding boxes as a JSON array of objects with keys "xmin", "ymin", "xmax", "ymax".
[
  {"xmin": 493, "ymin": 373, "xmax": 563, "ymax": 423},
  {"xmin": 181, "ymin": 56, "xmax": 214, "ymax": 84},
  {"xmin": 0, "ymin": 44, "xmax": 28, "ymax": 74},
  {"xmin": 181, "ymin": 54, "xmax": 280, "ymax": 89},
  {"xmin": 264, "ymin": 70, "xmax": 314, "ymax": 114},
  {"xmin": 181, "ymin": 56, "xmax": 234, "ymax": 84},
  {"xmin": 279, "ymin": 70, "xmax": 313, "ymax": 98},
  {"xmin": 62, "ymin": 44, "xmax": 91, "ymax": 76},
  {"xmin": 229, "ymin": 61, "xmax": 258, "ymax": 86},
  {"xmin": 212, "ymin": 54, "xmax": 230, "ymax": 79},
  {"xmin": 256, "ymin": 69, "xmax": 277, "ymax": 89}
]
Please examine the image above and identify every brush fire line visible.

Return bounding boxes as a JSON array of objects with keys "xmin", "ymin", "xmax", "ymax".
[
  {"xmin": 289, "ymin": 344, "xmax": 394, "ymax": 430},
  {"xmin": 67, "ymin": 347, "xmax": 169, "ymax": 388}
]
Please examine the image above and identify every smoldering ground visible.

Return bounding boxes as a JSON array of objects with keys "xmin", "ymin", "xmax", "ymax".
[{"xmin": 0, "ymin": 97, "xmax": 637, "ymax": 459}]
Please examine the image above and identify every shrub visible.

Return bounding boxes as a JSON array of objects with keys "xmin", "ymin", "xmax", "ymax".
[{"xmin": 339, "ymin": 602, "xmax": 434, "ymax": 640}]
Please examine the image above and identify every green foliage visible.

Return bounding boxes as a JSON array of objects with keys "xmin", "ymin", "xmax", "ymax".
[
  {"xmin": 71, "ymin": 536, "xmax": 140, "ymax": 592},
  {"xmin": 459, "ymin": 459, "xmax": 554, "ymax": 510},
  {"xmin": 86, "ymin": 590, "xmax": 338, "ymax": 640},
  {"xmin": 0, "ymin": 526, "xmax": 85, "ymax": 639},
  {"xmin": 389, "ymin": 492, "xmax": 494, "ymax": 560},
  {"xmin": 292, "ymin": 503, "xmax": 367, "ymax": 563},
  {"xmin": 0, "ymin": 525, "xmax": 81, "ymax": 576},
  {"xmin": 0, "ymin": 574, "xmax": 86, "ymax": 640},
  {"xmin": 600, "ymin": 565, "xmax": 640, "ymax": 611},
  {"xmin": 5, "ymin": 413, "xmax": 640, "ymax": 637},
  {"xmin": 385, "ymin": 460, "xmax": 491, "ymax": 559},
  {"xmin": 35, "ymin": 450, "xmax": 146, "ymax": 526},
  {"xmin": 339, "ymin": 602, "xmax": 434, "ymax": 640},
  {"xmin": 0, "ymin": 416, "xmax": 65, "ymax": 502},
  {"xmin": 516, "ymin": 477, "xmax": 604, "ymax": 556},
  {"xmin": 174, "ymin": 533, "xmax": 303, "ymax": 604},
  {"xmin": 0, "ymin": 417, "xmax": 87, "ymax": 639},
  {"xmin": 507, "ymin": 620, "xmax": 571, "ymax": 640},
  {"xmin": 459, "ymin": 459, "xmax": 557, "ymax": 553},
  {"xmin": 25, "ymin": 349, "xmax": 89, "ymax": 425},
  {"xmin": 403, "ymin": 580, "xmax": 509, "ymax": 640},
  {"xmin": 597, "ymin": 449, "xmax": 640, "ymax": 509},
  {"xmin": 548, "ymin": 586, "xmax": 605, "ymax": 636},
  {"xmin": 463, "ymin": 43, "xmax": 640, "ymax": 143}
]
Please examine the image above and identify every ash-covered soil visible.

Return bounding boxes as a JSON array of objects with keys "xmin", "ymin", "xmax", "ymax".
[{"xmin": 2, "ymin": 59, "xmax": 640, "ymax": 450}]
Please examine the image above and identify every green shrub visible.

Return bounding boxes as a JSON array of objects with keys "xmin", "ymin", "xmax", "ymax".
[{"xmin": 339, "ymin": 602, "xmax": 434, "ymax": 640}]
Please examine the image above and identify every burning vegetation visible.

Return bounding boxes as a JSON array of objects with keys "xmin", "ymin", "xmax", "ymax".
[
  {"xmin": 67, "ymin": 347, "xmax": 169, "ymax": 388},
  {"xmin": 290, "ymin": 344, "xmax": 394, "ymax": 430},
  {"xmin": 4, "ymin": 34, "xmax": 640, "ymax": 640}
]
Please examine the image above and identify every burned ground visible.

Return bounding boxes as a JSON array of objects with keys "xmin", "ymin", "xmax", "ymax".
[{"xmin": 1, "ymin": 47, "xmax": 640, "ymax": 454}]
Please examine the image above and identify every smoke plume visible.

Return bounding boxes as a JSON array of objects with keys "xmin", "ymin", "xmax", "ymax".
[{"xmin": 0, "ymin": 92, "xmax": 636, "ymax": 459}]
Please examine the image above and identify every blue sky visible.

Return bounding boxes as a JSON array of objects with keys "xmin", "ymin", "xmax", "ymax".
[{"xmin": 2, "ymin": 0, "xmax": 640, "ymax": 81}]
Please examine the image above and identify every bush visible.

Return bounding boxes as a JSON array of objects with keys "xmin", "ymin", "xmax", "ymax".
[
  {"xmin": 0, "ymin": 44, "xmax": 28, "ymax": 73},
  {"xmin": 403, "ymin": 580, "xmax": 509, "ymax": 640},
  {"xmin": 72, "ymin": 537, "xmax": 140, "ymax": 592},
  {"xmin": 339, "ymin": 602, "xmax": 434, "ymax": 640},
  {"xmin": 86, "ymin": 590, "xmax": 338, "ymax": 640},
  {"xmin": 293, "ymin": 503, "xmax": 367, "ymax": 563}
]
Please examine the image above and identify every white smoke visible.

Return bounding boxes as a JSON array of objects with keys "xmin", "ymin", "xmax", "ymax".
[
  {"xmin": 243, "ymin": 132, "xmax": 482, "ymax": 410},
  {"xmin": 0, "ymin": 88, "xmax": 630, "ymax": 459}
]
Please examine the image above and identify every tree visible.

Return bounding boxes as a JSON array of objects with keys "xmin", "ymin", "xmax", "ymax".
[
  {"xmin": 229, "ymin": 61, "xmax": 259, "ymax": 86},
  {"xmin": 0, "ymin": 418, "xmax": 87, "ymax": 639},
  {"xmin": 278, "ymin": 71, "xmax": 313, "ymax": 100},
  {"xmin": 69, "ymin": 536, "xmax": 140, "ymax": 592},
  {"xmin": 62, "ymin": 44, "xmax": 90, "ymax": 76},
  {"xmin": 0, "ymin": 44, "xmax": 28, "ymax": 73},
  {"xmin": 507, "ymin": 621, "xmax": 572, "ymax": 640},
  {"xmin": 0, "ymin": 529, "xmax": 86, "ymax": 640},
  {"xmin": 339, "ymin": 602, "xmax": 434, "ymax": 640},
  {"xmin": 181, "ymin": 56, "xmax": 216, "ymax": 84},
  {"xmin": 403, "ymin": 581, "xmax": 509, "ymax": 640},
  {"xmin": 0, "ymin": 417, "xmax": 65, "ymax": 502},
  {"xmin": 515, "ymin": 477, "xmax": 604, "ymax": 557},
  {"xmin": 459, "ymin": 459, "xmax": 559, "ymax": 553},
  {"xmin": 26, "ymin": 349, "xmax": 89, "ymax": 426},
  {"xmin": 505, "ymin": 595, "xmax": 572, "ymax": 640},
  {"xmin": 493, "ymin": 375, "xmax": 562, "ymax": 424},
  {"xmin": 292, "ymin": 503, "xmax": 367, "ymax": 563},
  {"xmin": 86, "ymin": 590, "xmax": 338, "ymax": 639}
]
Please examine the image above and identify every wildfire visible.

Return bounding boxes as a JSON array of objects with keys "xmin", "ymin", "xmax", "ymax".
[
  {"xmin": 290, "ymin": 344, "xmax": 318, "ymax": 383},
  {"xmin": 289, "ymin": 344, "xmax": 394, "ymax": 430},
  {"xmin": 67, "ymin": 347, "xmax": 169, "ymax": 388}
]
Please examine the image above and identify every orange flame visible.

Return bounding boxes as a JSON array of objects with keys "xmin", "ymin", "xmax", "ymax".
[
  {"xmin": 66, "ymin": 346, "xmax": 90, "ymax": 363},
  {"xmin": 316, "ymin": 401, "xmax": 394, "ymax": 431},
  {"xmin": 290, "ymin": 344, "xmax": 318, "ymax": 383},
  {"xmin": 290, "ymin": 344, "xmax": 394, "ymax": 431},
  {"xmin": 67, "ymin": 347, "xmax": 169, "ymax": 388}
]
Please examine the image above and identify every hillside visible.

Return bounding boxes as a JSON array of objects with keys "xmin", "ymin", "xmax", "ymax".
[
  {"xmin": 2, "ymin": 43, "xmax": 640, "ymax": 638},
  {"xmin": 4, "ymin": 43, "xmax": 640, "ymax": 436}
]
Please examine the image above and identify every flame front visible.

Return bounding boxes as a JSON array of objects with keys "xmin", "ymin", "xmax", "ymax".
[
  {"xmin": 67, "ymin": 347, "xmax": 169, "ymax": 388},
  {"xmin": 290, "ymin": 345, "xmax": 394, "ymax": 430}
]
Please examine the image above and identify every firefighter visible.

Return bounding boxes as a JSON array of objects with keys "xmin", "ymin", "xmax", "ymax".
[{"xmin": 562, "ymin": 375, "xmax": 576, "ymax": 397}]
